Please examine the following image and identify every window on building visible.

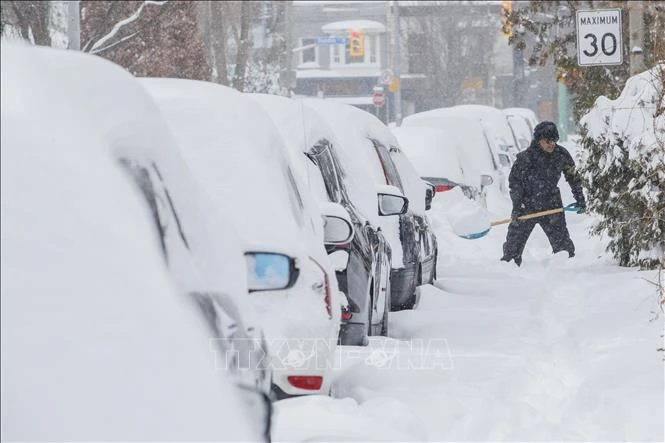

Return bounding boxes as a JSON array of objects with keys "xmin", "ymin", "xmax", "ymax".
[{"xmin": 299, "ymin": 38, "xmax": 318, "ymax": 65}]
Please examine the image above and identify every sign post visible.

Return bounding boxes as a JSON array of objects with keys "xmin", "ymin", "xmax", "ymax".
[{"xmin": 576, "ymin": 9, "xmax": 623, "ymax": 66}]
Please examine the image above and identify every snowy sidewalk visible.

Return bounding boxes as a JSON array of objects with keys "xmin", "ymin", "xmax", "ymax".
[{"xmin": 272, "ymin": 192, "xmax": 664, "ymax": 442}]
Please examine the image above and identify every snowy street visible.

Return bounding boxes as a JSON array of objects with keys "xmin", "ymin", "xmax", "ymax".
[
  {"xmin": 3, "ymin": 3, "xmax": 664, "ymax": 440},
  {"xmin": 273, "ymin": 177, "xmax": 665, "ymax": 442}
]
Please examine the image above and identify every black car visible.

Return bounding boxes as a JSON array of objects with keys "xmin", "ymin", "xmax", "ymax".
[
  {"xmin": 371, "ymin": 139, "xmax": 439, "ymax": 310},
  {"xmin": 306, "ymin": 138, "xmax": 405, "ymax": 346}
]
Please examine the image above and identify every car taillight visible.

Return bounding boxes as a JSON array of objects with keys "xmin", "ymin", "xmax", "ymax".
[
  {"xmin": 310, "ymin": 258, "xmax": 332, "ymax": 319},
  {"xmin": 435, "ymin": 185, "xmax": 454, "ymax": 192},
  {"xmin": 287, "ymin": 375, "xmax": 323, "ymax": 390},
  {"xmin": 341, "ymin": 307, "xmax": 352, "ymax": 321}
]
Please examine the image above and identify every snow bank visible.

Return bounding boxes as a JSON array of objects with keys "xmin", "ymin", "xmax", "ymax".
[{"xmin": 581, "ymin": 64, "xmax": 664, "ymax": 162}]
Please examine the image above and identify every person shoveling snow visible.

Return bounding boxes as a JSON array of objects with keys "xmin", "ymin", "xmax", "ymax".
[{"xmin": 494, "ymin": 121, "xmax": 585, "ymax": 266}]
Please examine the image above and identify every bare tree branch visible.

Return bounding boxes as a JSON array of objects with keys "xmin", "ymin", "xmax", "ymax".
[
  {"xmin": 88, "ymin": 0, "xmax": 166, "ymax": 53},
  {"xmin": 91, "ymin": 30, "xmax": 139, "ymax": 55}
]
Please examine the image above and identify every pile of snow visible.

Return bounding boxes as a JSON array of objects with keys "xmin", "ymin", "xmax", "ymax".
[{"xmin": 581, "ymin": 64, "xmax": 664, "ymax": 161}]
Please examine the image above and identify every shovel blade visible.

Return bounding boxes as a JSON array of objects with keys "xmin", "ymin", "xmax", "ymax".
[{"xmin": 459, "ymin": 228, "xmax": 491, "ymax": 240}]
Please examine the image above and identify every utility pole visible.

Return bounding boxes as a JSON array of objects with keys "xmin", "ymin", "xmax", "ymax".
[
  {"xmin": 67, "ymin": 1, "xmax": 80, "ymax": 50},
  {"xmin": 628, "ymin": 1, "xmax": 645, "ymax": 75},
  {"xmin": 392, "ymin": 0, "xmax": 402, "ymax": 126}
]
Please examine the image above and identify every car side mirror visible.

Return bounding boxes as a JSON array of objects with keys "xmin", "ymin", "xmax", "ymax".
[
  {"xmin": 377, "ymin": 187, "xmax": 409, "ymax": 216},
  {"xmin": 320, "ymin": 202, "xmax": 354, "ymax": 245},
  {"xmin": 244, "ymin": 252, "xmax": 298, "ymax": 292},
  {"xmin": 480, "ymin": 174, "xmax": 493, "ymax": 187}
]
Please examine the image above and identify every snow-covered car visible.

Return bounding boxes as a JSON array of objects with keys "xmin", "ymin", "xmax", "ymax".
[
  {"xmin": 385, "ymin": 141, "xmax": 440, "ymax": 288},
  {"xmin": 503, "ymin": 107, "xmax": 539, "ymax": 135},
  {"xmin": 305, "ymin": 99, "xmax": 436, "ymax": 311},
  {"xmin": 246, "ymin": 93, "xmax": 394, "ymax": 345},
  {"xmin": 1, "ymin": 43, "xmax": 273, "ymax": 438},
  {"xmin": 1, "ymin": 47, "xmax": 260, "ymax": 441},
  {"xmin": 391, "ymin": 125, "xmax": 485, "ymax": 199},
  {"xmin": 402, "ymin": 111, "xmax": 510, "ymax": 195},
  {"xmin": 141, "ymin": 79, "xmax": 342, "ymax": 397}
]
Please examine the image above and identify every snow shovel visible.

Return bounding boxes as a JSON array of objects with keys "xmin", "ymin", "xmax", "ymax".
[{"xmin": 457, "ymin": 203, "xmax": 581, "ymax": 240}]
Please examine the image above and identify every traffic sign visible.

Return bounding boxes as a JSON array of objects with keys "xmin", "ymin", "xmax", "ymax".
[
  {"xmin": 316, "ymin": 36, "xmax": 347, "ymax": 45},
  {"xmin": 372, "ymin": 92, "xmax": 385, "ymax": 108},
  {"xmin": 576, "ymin": 9, "xmax": 623, "ymax": 66}
]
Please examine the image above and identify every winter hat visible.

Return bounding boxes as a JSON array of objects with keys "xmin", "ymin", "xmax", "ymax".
[{"xmin": 533, "ymin": 121, "xmax": 559, "ymax": 142}]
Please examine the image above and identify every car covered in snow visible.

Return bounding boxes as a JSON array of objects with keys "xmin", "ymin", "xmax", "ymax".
[
  {"xmin": 141, "ymin": 79, "xmax": 342, "ymax": 397},
  {"xmin": 391, "ymin": 125, "xmax": 486, "ymax": 199},
  {"xmin": 305, "ymin": 99, "xmax": 437, "ymax": 311},
  {"xmin": 247, "ymin": 93, "xmax": 395, "ymax": 345},
  {"xmin": 1, "ymin": 44, "xmax": 260, "ymax": 441},
  {"xmin": 402, "ymin": 111, "xmax": 510, "ymax": 196}
]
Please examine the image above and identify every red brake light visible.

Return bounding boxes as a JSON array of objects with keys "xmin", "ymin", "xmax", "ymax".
[
  {"xmin": 288, "ymin": 375, "xmax": 323, "ymax": 390},
  {"xmin": 341, "ymin": 310, "xmax": 352, "ymax": 321},
  {"xmin": 435, "ymin": 185, "xmax": 454, "ymax": 192}
]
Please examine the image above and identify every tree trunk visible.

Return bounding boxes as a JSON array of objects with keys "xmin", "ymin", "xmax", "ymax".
[
  {"xmin": 232, "ymin": 0, "xmax": 252, "ymax": 91},
  {"xmin": 211, "ymin": 1, "xmax": 228, "ymax": 85}
]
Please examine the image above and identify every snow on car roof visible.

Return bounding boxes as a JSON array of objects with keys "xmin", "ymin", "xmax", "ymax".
[
  {"xmin": 1, "ymin": 44, "xmax": 255, "ymax": 441},
  {"xmin": 140, "ymin": 78, "xmax": 308, "ymax": 256}
]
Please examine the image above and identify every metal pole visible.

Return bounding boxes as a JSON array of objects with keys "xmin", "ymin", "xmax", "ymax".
[
  {"xmin": 393, "ymin": 0, "xmax": 402, "ymax": 125},
  {"xmin": 67, "ymin": 1, "xmax": 80, "ymax": 50},
  {"xmin": 629, "ymin": 1, "xmax": 645, "ymax": 75}
]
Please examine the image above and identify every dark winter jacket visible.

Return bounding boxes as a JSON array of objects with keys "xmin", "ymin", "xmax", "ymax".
[{"xmin": 508, "ymin": 140, "xmax": 585, "ymax": 215}]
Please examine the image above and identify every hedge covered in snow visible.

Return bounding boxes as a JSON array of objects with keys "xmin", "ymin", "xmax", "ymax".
[{"xmin": 580, "ymin": 64, "xmax": 665, "ymax": 269}]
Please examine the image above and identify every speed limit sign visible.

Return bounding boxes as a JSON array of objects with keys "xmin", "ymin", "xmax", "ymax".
[{"xmin": 576, "ymin": 9, "xmax": 623, "ymax": 66}]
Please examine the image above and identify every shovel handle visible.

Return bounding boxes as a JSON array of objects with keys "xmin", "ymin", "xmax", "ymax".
[{"xmin": 490, "ymin": 208, "xmax": 564, "ymax": 227}]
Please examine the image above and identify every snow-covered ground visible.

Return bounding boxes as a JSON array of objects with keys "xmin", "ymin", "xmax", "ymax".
[{"xmin": 272, "ymin": 144, "xmax": 665, "ymax": 442}]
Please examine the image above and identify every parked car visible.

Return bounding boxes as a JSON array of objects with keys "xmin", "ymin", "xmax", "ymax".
[
  {"xmin": 384, "ymin": 140, "xmax": 440, "ymax": 288},
  {"xmin": 141, "ymin": 78, "xmax": 342, "ymax": 397},
  {"xmin": 1, "ymin": 44, "xmax": 260, "ymax": 441},
  {"xmin": 391, "ymin": 125, "xmax": 477, "ymax": 197},
  {"xmin": 248, "ymin": 93, "xmax": 396, "ymax": 346},
  {"xmin": 402, "ymin": 110, "xmax": 511, "ymax": 195},
  {"xmin": 2, "ymin": 43, "xmax": 273, "ymax": 438},
  {"xmin": 305, "ymin": 99, "xmax": 436, "ymax": 310}
]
